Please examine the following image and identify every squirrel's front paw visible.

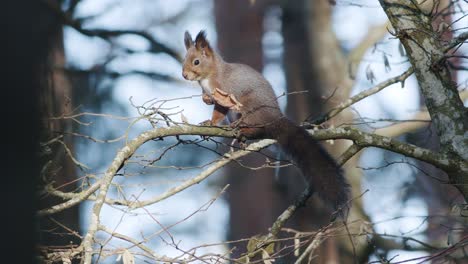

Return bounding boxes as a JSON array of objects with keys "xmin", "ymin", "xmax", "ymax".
[
  {"xmin": 199, "ymin": 120, "xmax": 213, "ymax": 126},
  {"xmin": 202, "ymin": 94, "xmax": 214, "ymax": 105}
]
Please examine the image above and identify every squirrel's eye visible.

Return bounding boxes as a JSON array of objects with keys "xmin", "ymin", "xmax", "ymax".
[{"xmin": 193, "ymin": 59, "xmax": 200, "ymax": 66}]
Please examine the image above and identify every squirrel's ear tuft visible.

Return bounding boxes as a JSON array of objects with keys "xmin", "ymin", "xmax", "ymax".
[
  {"xmin": 184, "ymin": 31, "xmax": 193, "ymax": 50},
  {"xmin": 195, "ymin": 30, "xmax": 212, "ymax": 53}
]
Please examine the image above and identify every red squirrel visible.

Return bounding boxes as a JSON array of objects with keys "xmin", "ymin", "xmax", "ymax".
[{"xmin": 182, "ymin": 30, "xmax": 349, "ymax": 212}]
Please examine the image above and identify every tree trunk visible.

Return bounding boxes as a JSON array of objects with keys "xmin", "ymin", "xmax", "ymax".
[
  {"xmin": 280, "ymin": 0, "xmax": 341, "ymax": 263},
  {"xmin": 380, "ymin": 0, "xmax": 468, "ymax": 200},
  {"xmin": 214, "ymin": 0, "xmax": 284, "ymax": 259},
  {"xmin": 36, "ymin": 0, "xmax": 81, "ymax": 254},
  {"xmin": 2, "ymin": 1, "xmax": 56, "ymax": 263},
  {"xmin": 215, "ymin": 0, "xmax": 354, "ymax": 262},
  {"xmin": 407, "ymin": 0, "xmax": 467, "ymax": 254}
]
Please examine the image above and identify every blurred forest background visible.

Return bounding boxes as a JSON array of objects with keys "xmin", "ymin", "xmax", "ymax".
[{"xmin": 6, "ymin": 0, "xmax": 468, "ymax": 263}]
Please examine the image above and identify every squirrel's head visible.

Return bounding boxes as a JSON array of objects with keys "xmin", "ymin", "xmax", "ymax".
[{"xmin": 182, "ymin": 30, "xmax": 215, "ymax": 81}]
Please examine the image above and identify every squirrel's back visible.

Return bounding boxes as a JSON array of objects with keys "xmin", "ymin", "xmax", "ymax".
[
  {"xmin": 219, "ymin": 62, "xmax": 283, "ymax": 127},
  {"xmin": 220, "ymin": 63, "xmax": 279, "ymax": 104}
]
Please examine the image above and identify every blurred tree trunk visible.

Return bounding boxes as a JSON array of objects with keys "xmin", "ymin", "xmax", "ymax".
[
  {"xmin": 215, "ymin": 0, "xmax": 353, "ymax": 262},
  {"xmin": 3, "ymin": 0, "xmax": 80, "ymax": 262},
  {"xmin": 214, "ymin": 1, "xmax": 284, "ymax": 259},
  {"xmin": 37, "ymin": 0, "xmax": 81, "ymax": 252},
  {"xmin": 3, "ymin": 1, "xmax": 48, "ymax": 263},
  {"xmin": 279, "ymin": 1, "xmax": 341, "ymax": 263}
]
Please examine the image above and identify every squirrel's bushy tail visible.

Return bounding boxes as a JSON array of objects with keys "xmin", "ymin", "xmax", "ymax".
[{"xmin": 267, "ymin": 118, "xmax": 350, "ymax": 213}]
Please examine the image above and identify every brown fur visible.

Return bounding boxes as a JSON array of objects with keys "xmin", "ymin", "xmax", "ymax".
[
  {"xmin": 211, "ymin": 104, "xmax": 229, "ymax": 125},
  {"xmin": 182, "ymin": 30, "xmax": 350, "ymax": 212}
]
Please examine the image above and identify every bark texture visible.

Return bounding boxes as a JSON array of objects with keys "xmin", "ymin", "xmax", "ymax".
[{"xmin": 380, "ymin": 0, "xmax": 468, "ymax": 200}]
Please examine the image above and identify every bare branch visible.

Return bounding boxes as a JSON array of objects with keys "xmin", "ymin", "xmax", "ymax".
[
  {"xmin": 310, "ymin": 127, "xmax": 467, "ymax": 177},
  {"xmin": 294, "ymin": 230, "xmax": 326, "ymax": 264},
  {"xmin": 311, "ymin": 68, "xmax": 414, "ymax": 125},
  {"xmin": 38, "ymin": 181, "xmax": 101, "ymax": 216},
  {"xmin": 99, "ymin": 225, "xmax": 183, "ymax": 263},
  {"xmin": 128, "ymin": 139, "xmax": 274, "ymax": 209},
  {"xmin": 41, "ymin": 0, "xmax": 182, "ymax": 62},
  {"xmin": 374, "ymin": 89, "xmax": 468, "ymax": 137},
  {"xmin": 40, "ymin": 119, "xmax": 467, "ymax": 217},
  {"xmin": 379, "ymin": 1, "xmax": 467, "ymax": 158},
  {"xmin": 337, "ymin": 144, "xmax": 363, "ymax": 165},
  {"xmin": 348, "ymin": 21, "xmax": 392, "ymax": 79},
  {"xmin": 446, "ymin": 31, "xmax": 468, "ymax": 52}
]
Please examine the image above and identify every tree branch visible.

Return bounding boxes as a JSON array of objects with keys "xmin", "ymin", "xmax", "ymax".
[
  {"xmin": 310, "ymin": 67, "xmax": 414, "ymax": 125},
  {"xmin": 75, "ymin": 125, "xmax": 237, "ymax": 264},
  {"xmin": 380, "ymin": 0, "xmax": 468, "ymax": 200},
  {"xmin": 37, "ymin": 122, "xmax": 466, "ymax": 262},
  {"xmin": 42, "ymin": 0, "xmax": 182, "ymax": 62},
  {"xmin": 38, "ymin": 181, "xmax": 101, "ymax": 216},
  {"xmin": 310, "ymin": 127, "xmax": 467, "ymax": 177},
  {"xmin": 379, "ymin": 1, "xmax": 468, "ymax": 158},
  {"xmin": 446, "ymin": 31, "xmax": 468, "ymax": 52},
  {"xmin": 40, "ymin": 122, "xmax": 467, "ymax": 217},
  {"xmin": 98, "ymin": 225, "xmax": 181, "ymax": 263},
  {"xmin": 375, "ymin": 89, "xmax": 468, "ymax": 137},
  {"xmin": 348, "ymin": 21, "xmax": 392, "ymax": 79},
  {"xmin": 127, "ymin": 139, "xmax": 275, "ymax": 209}
]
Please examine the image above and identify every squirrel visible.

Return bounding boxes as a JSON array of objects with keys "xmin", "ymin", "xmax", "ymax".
[{"xmin": 182, "ymin": 30, "xmax": 350, "ymax": 213}]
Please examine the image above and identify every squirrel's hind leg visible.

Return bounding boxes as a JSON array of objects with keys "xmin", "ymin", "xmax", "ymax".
[{"xmin": 199, "ymin": 104, "xmax": 229, "ymax": 126}]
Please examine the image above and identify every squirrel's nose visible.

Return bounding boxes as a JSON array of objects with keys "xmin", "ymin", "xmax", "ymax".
[{"xmin": 182, "ymin": 72, "xmax": 188, "ymax": 79}]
